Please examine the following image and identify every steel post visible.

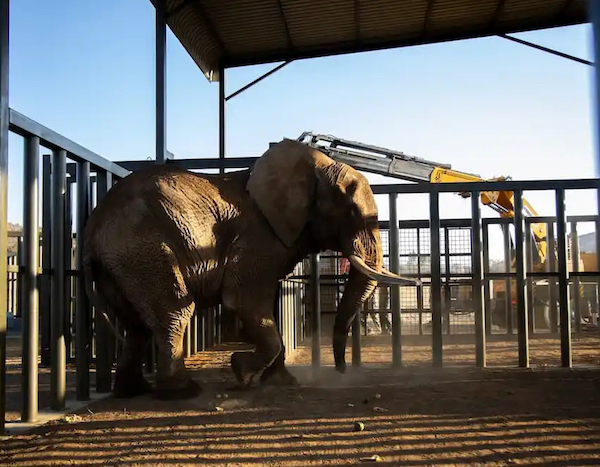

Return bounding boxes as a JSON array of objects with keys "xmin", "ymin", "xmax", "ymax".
[
  {"xmin": 570, "ymin": 221, "xmax": 582, "ymax": 333},
  {"xmin": 155, "ymin": 0, "xmax": 166, "ymax": 164},
  {"xmin": 219, "ymin": 63, "xmax": 225, "ymax": 174},
  {"xmin": 416, "ymin": 227, "xmax": 424, "ymax": 334},
  {"xmin": 76, "ymin": 161, "xmax": 91, "ymax": 400},
  {"xmin": 310, "ymin": 253, "xmax": 321, "ymax": 376},
  {"xmin": 502, "ymin": 223, "xmax": 514, "ymax": 334},
  {"xmin": 429, "ymin": 188, "xmax": 443, "ymax": 367},
  {"xmin": 351, "ymin": 306, "xmax": 361, "ymax": 367},
  {"xmin": 50, "ymin": 149, "xmax": 67, "ymax": 409},
  {"xmin": 0, "ymin": 0, "xmax": 9, "ymax": 435},
  {"xmin": 94, "ymin": 170, "xmax": 113, "ymax": 392},
  {"xmin": 525, "ymin": 220, "xmax": 535, "ymax": 333},
  {"xmin": 40, "ymin": 155, "xmax": 51, "ymax": 367},
  {"xmin": 22, "ymin": 135, "xmax": 40, "ymax": 422},
  {"xmin": 389, "ymin": 193, "xmax": 402, "ymax": 366},
  {"xmin": 555, "ymin": 189, "xmax": 572, "ymax": 367},
  {"xmin": 482, "ymin": 221, "xmax": 492, "ymax": 335},
  {"xmin": 513, "ymin": 190, "xmax": 529, "ymax": 367},
  {"xmin": 443, "ymin": 227, "xmax": 451, "ymax": 335},
  {"xmin": 548, "ymin": 222, "xmax": 558, "ymax": 333},
  {"xmin": 590, "ymin": 0, "xmax": 600, "ymax": 176},
  {"xmin": 471, "ymin": 192, "xmax": 486, "ymax": 367}
]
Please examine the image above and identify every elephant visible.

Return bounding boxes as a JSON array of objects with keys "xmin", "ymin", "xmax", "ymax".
[{"xmin": 83, "ymin": 138, "xmax": 417, "ymax": 400}]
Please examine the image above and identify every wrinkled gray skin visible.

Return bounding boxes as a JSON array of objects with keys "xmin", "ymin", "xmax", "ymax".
[{"xmin": 83, "ymin": 140, "xmax": 386, "ymax": 400}]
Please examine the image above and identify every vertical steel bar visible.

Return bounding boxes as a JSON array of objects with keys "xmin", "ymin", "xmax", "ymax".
[
  {"xmin": 443, "ymin": 227, "xmax": 451, "ymax": 335},
  {"xmin": 310, "ymin": 253, "xmax": 321, "ymax": 376},
  {"xmin": 596, "ymin": 188, "xmax": 600, "ymax": 333},
  {"xmin": 191, "ymin": 311, "xmax": 198, "ymax": 354},
  {"xmin": 219, "ymin": 63, "xmax": 225, "ymax": 174},
  {"xmin": 525, "ymin": 220, "xmax": 535, "ymax": 333},
  {"xmin": 570, "ymin": 220, "xmax": 582, "ymax": 333},
  {"xmin": 21, "ymin": 135, "xmax": 40, "ymax": 422},
  {"xmin": 94, "ymin": 170, "xmax": 112, "ymax": 393},
  {"xmin": 0, "ymin": 0, "xmax": 8, "ymax": 434},
  {"xmin": 429, "ymin": 188, "xmax": 443, "ymax": 367},
  {"xmin": 502, "ymin": 223, "xmax": 514, "ymax": 334},
  {"xmin": 76, "ymin": 161, "xmax": 91, "ymax": 400},
  {"xmin": 514, "ymin": 190, "xmax": 529, "ymax": 368},
  {"xmin": 590, "ymin": 0, "xmax": 600, "ymax": 177},
  {"xmin": 548, "ymin": 222, "xmax": 558, "ymax": 333},
  {"xmin": 389, "ymin": 193, "xmax": 402, "ymax": 367},
  {"xmin": 40, "ymin": 155, "xmax": 51, "ymax": 367},
  {"xmin": 351, "ymin": 306, "xmax": 361, "ymax": 367},
  {"xmin": 482, "ymin": 221, "xmax": 492, "ymax": 335},
  {"xmin": 50, "ymin": 149, "xmax": 66, "ymax": 409},
  {"xmin": 471, "ymin": 192, "xmax": 486, "ymax": 367},
  {"xmin": 155, "ymin": 0, "xmax": 166, "ymax": 164},
  {"xmin": 555, "ymin": 188, "xmax": 572, "ymax": 367},
  {"xmin": 417, "ymin": 227, "xmax": 424, "ymax": 334}
]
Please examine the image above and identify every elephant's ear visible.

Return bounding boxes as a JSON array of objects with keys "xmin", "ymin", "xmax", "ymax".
[{"xmin": 247, "ymin": 139, "xmax": 329, "ymax": 247}]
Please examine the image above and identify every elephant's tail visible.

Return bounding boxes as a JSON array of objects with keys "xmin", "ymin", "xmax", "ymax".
[{"xmin": 83, "ymin": 255, "xmax": 125, "ymax": 343}]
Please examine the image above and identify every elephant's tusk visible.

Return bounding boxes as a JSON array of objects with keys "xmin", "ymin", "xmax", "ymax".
[{"xmin": 348, "ymin": 255, "xmax": 421, "ymax": 286}]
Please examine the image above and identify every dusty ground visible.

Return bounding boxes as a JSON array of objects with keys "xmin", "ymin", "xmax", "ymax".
[{"xmin": 2, "ymin": 331, "xmax": 600, "ymax": 466}]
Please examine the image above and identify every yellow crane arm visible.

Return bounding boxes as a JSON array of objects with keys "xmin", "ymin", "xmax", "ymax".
[{"xmin": 430, "ymin": 168, "xmax": 548, "ymax": 264}]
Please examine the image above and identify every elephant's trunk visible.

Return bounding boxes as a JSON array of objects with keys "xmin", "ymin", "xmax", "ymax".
[{"xmin": 332, "ymin": 227, "xmax": 382, "ymax": 373}]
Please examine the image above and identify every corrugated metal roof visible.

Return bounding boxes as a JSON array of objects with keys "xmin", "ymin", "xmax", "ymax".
[{"xmin": 152, "ymin": 0, "xmax": 588, "ymax": 82}]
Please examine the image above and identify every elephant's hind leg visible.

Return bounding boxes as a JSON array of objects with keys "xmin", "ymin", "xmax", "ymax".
[{"xmin": 259, "ymin": 345, "xmax": 299, "ymax": 387}]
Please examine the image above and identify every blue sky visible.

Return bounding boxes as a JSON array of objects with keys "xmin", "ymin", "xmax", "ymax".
[{"xmin": 5, "ymin": 1, "xmax": 598, "ymax": 258}]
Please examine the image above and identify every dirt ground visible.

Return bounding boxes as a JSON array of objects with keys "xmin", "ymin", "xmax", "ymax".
[{"xmin": 2, "ymin": 332, "xmax": 600, "ymax": 466}]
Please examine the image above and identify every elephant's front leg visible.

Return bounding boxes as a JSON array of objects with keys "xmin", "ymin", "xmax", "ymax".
[{"xmin": 225, "ymin": 288, "xmax": 293, "ymax": 388}]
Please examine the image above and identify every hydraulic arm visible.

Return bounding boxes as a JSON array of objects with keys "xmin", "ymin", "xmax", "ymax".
[{"xmin": 297, "ymin": 132, "xmax": 548, "ymax": 265}]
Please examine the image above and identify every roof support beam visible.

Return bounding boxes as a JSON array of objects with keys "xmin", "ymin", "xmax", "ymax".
[
  {"xmin": 590, "ymin": 0, "xmax": 600, "ymax": 177},
  {"xmin": 498, "ymin": 33, "xmax": 592, "ymax": 66},
  {"xmin": 276, "ymin": 0, "xmax": 294, "ymax": 49},
  {"xmin": 194, "ymin": 0, "xmax": 227, "ymax": 54},
  {"xmin": 0, "ymin": 0, "xmax": 9, "ymax": 436},
  {"xmin": 226, "ymin": 60, "xmax": 294, "ymax": 101},
  {"xmin": 422, "ymin": 0, "xmax": 436, "ymax": 36},
  {"xmin": 155, "ymin": 0, "xmax": 167, "ymax": 163},
  {"xmin": 489, "ymin": 0, "xmax": 507, "ymax": 27}
]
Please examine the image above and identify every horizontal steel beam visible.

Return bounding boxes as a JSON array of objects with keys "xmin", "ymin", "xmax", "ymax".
[
  {"xmin": 9, "ymin": 109, "xmax": 130, "ymax": 178},
  {"xmin": 372, "ymin": 178, "xmax": 600, "ymax": 194},
  {"xmin": 116, "ymin": 157, "xmax": 258, "ymax": 172}
]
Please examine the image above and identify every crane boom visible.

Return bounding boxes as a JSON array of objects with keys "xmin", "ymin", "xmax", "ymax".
[{"xmin": 296, "ymin": 132, "xmax": 548, "ymax": 265}]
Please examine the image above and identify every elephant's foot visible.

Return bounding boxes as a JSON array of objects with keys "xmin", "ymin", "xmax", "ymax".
[
  {"xmin": 113, "ymin": 369, "xmax": 153, "ymax": 399},
  {"xmin": 260, "ymin": 366, "xmax": 299, "ymax": 387},
  {"xmin": 335, "ymin": 361, "xmax": 347, "ymax": 374},
  {"xmin": 231, "ymin": 351, "xmax": 257, "ymax": 388},
  {"xmin": 155, "ymin": 377, "xmax": 202, "ymax": 401}
]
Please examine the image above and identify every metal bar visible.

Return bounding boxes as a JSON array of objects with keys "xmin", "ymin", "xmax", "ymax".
[
  {"xmin": 64, "ymin": 182, "xmax": 73, "ymax": 363},
  {"xmin": 310, "ymin": 253, "xmax": 321, "ymax": 376},
  {"xmin": 593, "ymin": 0, "xmax": 600, "ymax": 177},
  {"xmin": 116, "ymin": 157, "xmax": 259, "ymax": 172},
  {"xmin": 40, "ymin": 154, "xmax": 52, "ymax": 367},
  {"xmin": 0, "ymin": 0, "xmax": 8, "ymax": 435},
  {"xmin": 548, "ymin": 222, "xmax": 558, "ymax": 333},
  {"xmin": 8, "ymin": 111, "xmax": 129, "ymax": 178},
  {"xmin": 76, "ymin": 161, "xmax": 91, "ymax": 400},
  {"xmin": 429, "ymin": 188, "xmax": 443, "ymax": 367},
  {"xmin": 50, "ymin": 149, "xmax": 67, "ymax": 409},
  {"xmin": 225, "ymin": 61, "xmax": 293, "ymax": 101},
  {"xmin": 443, "ymin": 227, "xmax": 451, "ymax": 335},
  {"xmin": 482, "ymin": 221, "xmax": 492, "ymax": 335},
  {"xmin": 555, "ymin": 188, "xmax": 572, "ymax": 367},
  {"xmin": 219, "ymin": 63, "xmax": 225, "ymax": 174},
  {"xmin": 513, "ymin": 190, "xmax": 529, "ymax": 367},
  {"xmin": 94, "ymin": 170, "xmax": 112, "ymax": 393},
  {"xmin": 525, "ymin": 220, "xmax": 535, "ymax": 333},
  {"xmin": 416, "ymin": 227, "xmax": 424, "ymax": 335},
  {"xmin": 498, "ymin": 34, "xmax": 592, "ymax": 66},
  {"xmin": 351, "ymin": 307, "xmax": 361, "ymax": 367},
  {"xmin": 371, "ymin": 179, "xmax": 600, "ymax": 194},
  {"xmin": 570, "ymin": 220, "xmax": 582, "ymax": 333},
  {"xmin": 389, "ymin": 193, "xmax": 402, "ymax": 366},
  {"xmin": 21, "ymin": 135, "xmax": 40, "ymax": 422},
  {"xmin": 471, "ymin": 192, "xmax": 486, "ymax": 367},
  {"xmin": 155, "ymin": 0, "xmax": 166, "ymax": 164},
  {"xmin": 501, "ymin": 223, "xmax": 514, "ymax": 334}
]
